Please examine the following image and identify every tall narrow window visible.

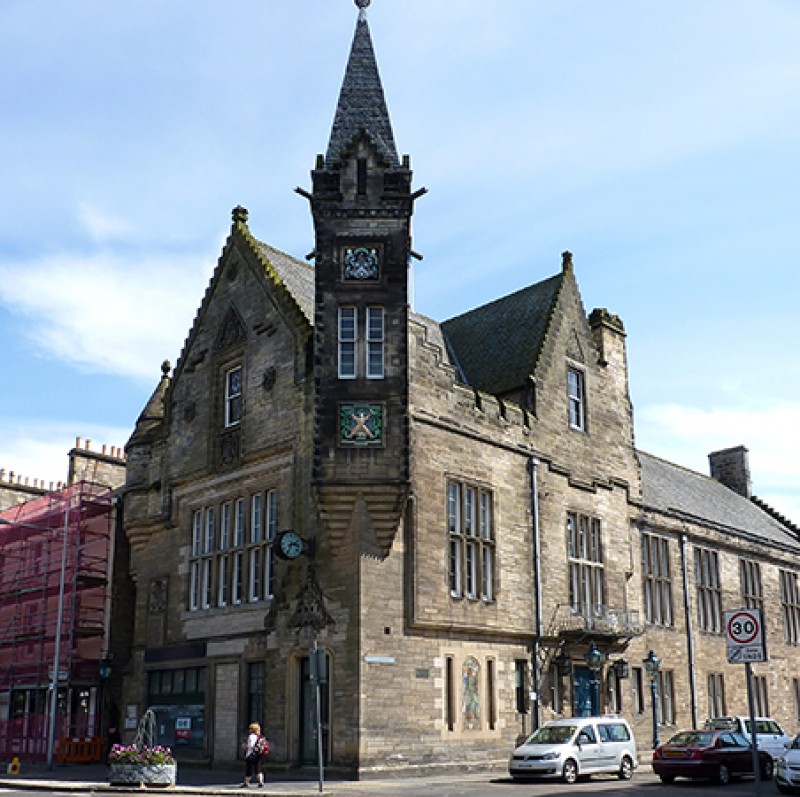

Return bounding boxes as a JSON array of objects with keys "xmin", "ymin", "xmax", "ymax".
[
  {"xmin": 708, "ymin": 672, "xmax": 726, "ymax": 717},
  {"xmin": 695, "ymin": 547, "xmax": 722, "ymax": 633},
  {"xmin": 338, "ymin": 307, "xmax": 357, "ymax": 378},
  {"xmin": 225, "ymin": 365, "xmax": 243, "ymax": 427},
  {"xmin": 486, "ymin": 659, "xmax": 496, "ymax": 731},
  {"xmin": 753, "ymin": 675, "xmax": 769, "ymax": 716},
  {"xmin": 658, "ymin": 670, "xmax": 675, "ymax": 724},
  {"xmin": 234, "ymin": 498, "xmax": 245, "ymax": 546},
  {"xmin": 247, "ymin": 662, "xmax": 265, "ymax": 726},
  {"xmin": 567, "ymin": 513, "xmax": 604, "ymax": 616},
  {"xmin": 366, "ymin": 307, "xmax": 384, "ymax": 378},
  {"xmin": 445, "ymin": 657, "xmax": 455, "ymax": 732},
  {"xmin": 220, "ymin": 503, "xmax": 231, "ymax": 550},
  {"xmin": 567, "ymin": 367, "xmax": 586, "ymax": 430},
  {"xmin": 217, "ymin": 554, "xmax": 229, "ymax": 607},
  {"xmin": 631, "ymin": 667, "xmax": 645, "ymax": 714},
  {"xmin": 740, "ymin": 559, "xmax": 763, "ymax": 611},
  {"xmin": 514, "ymin": 660, "xmax": 528, "ymax": 714},
  {"xmin": 642, "ymin": 533, "xmax": 673, "ymax": 626},
  {"xmin": 251, "ymin": 494, "xmax": 263, "ymax": 543},
  {"xmin": 448, "ymin": 480, "xmax": 494, "ymax": 602},
  {"xmin": 356, "ymin": 158, "xmax": 368, "ymax": 195},
  {"xmin": 793, "ymin": 678, "xmax": 800, "ymax": 725},
  {"xmin": 780, "ymin": 570, "xmax": 800, "ymax": 644}
]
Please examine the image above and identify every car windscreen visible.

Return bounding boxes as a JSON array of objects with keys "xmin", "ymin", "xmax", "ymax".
[
  {"xmin": 668, "ymin": 732, "xmax": 715, "ymax": 746},
  {"xmin": 527, "ymin": 725, "xmax": 576, "ymax": 745}
]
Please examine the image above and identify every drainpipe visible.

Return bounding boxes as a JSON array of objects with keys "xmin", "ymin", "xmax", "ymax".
[
  {"xmin": 528, "ymin": 457, "xmax": 542, "ymax": 731},
  {"xmin": 679, "ymin": 532, "xmax": 698, "ymax": 728}
]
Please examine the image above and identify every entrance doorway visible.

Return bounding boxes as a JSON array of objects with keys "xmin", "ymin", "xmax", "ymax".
[{"xmin": 573, "ymin": 666, "xmax": 600, "ymax": 716}]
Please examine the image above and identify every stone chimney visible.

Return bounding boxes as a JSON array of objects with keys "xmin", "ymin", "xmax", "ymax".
[{"xmin": 709, "ymin": 445, "xmax": 751, "ymax": 498}]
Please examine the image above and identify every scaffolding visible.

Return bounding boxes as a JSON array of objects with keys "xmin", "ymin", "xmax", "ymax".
[{"xmin": 0, "ymin": 481, "xmax": 114, "ymax": 761}]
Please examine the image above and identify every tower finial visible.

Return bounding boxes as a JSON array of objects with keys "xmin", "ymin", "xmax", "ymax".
[{"xmin": 355, "ymin": 0, "xmax": 370, "ymax": 20}]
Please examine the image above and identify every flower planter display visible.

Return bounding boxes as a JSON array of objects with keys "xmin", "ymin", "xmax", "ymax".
[{"xmin": 108, "ymin": 761, "xmax": 177, "ymax": 787}]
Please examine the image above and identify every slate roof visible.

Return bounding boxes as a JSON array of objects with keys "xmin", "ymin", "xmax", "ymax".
[
  {"xmin": 325, "ymin": 9, "xmax": 399, "ymax": 168},
  {"xmin": 638, "ymin": 451, "xmax": 800, "ymax": 551},
  {"xmin": 440, "ymin": 274, "xmax": 563, "ymax": 394},
  {"xmin": 254, "ymin": 240, "xmax": 314, "ymax": 324}
]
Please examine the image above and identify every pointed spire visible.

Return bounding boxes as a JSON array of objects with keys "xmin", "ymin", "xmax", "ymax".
[{"xmin": 325, "ymin": 1, "xmax": 399, "ymax": 168}]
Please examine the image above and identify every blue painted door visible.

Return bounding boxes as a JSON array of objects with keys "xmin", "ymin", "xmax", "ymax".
[{"xmin": 573, "ymin": 666, "xmax": 599, "ymax": 716}]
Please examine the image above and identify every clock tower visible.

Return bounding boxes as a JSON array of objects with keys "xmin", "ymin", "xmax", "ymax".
[{"xmin": 305, "ymin": 0, "xmax": 419, "ymax": 557}]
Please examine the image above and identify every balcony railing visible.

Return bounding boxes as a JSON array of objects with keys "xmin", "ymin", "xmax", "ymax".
[{"xmin": 549, "ymin": 603, "xmax": 643, "ymax": 639}]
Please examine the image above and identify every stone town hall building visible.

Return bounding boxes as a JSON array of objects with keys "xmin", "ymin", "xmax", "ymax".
[{"xmin": 120, "ymin": 1, "xmax": 800, "ymax": 776}]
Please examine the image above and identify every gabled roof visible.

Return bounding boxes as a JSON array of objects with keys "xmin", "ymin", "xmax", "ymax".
[
  {"xmin": 253, "ymin": 240, "xmax": 314, "ymax": 324},
  {"xmin": 638, "ymin": 451, "xmax": 800, "ymax": 551},
  {"xmin": 440, "ymin": 273, "xmax": 563, "ymax": 395},
  {"xmin": 325, "ymin": 6, "xmax": 399, "ymax": 168}
]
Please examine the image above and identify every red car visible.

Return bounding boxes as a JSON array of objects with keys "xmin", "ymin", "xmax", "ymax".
[{"xmin": 652, "ymin": 729, "xmax": 774, "ymax": 785}]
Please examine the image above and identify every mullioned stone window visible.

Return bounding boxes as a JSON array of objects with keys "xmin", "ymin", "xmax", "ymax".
[
  {"xmin": 567, "ymin": 512, "xmax": 604, "ymax": 616},
  {"xmin": 642, "ymin": 532, "xmax": 673, "ymax": 626},
  {"xmin": 189, "ymin": 491, "xmax": 276, "ymax": 611},
  {"xmin": 447, "ymin": 481, "xmax": 495, "ymax": 602}
]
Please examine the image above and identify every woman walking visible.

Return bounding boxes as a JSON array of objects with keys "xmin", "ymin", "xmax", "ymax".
[{"xmin": 241, "ymin": 722, "xmax": 266, "ymax": 787}]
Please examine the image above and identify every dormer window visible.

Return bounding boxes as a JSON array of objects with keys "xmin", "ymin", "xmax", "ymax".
[
  {"xmin": 567, "ymin": 367, "xmax": 585, "ymax": 431},
  {"xmin": 225, "ymin": 365, "xmax": 243, "ymax": 427}
]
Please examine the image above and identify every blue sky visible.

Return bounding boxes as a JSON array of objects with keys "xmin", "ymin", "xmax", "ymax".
[{"xmin": 1, "ymin": 0, "xmax": 798, "ymax": 521}]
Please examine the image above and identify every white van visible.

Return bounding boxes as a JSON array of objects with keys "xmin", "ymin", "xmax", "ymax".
[
  {"xmin": 509, "ymin": 716, "xmax": 638, "ymax": 783},
  {"xmin": 704, "ymin": 716, "xmax": 792, "ymax": 760}
]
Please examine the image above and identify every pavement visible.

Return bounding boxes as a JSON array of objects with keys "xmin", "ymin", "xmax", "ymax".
[
  {"xmin": 0, "ymin": 757, "xmax": 655, "ymax": 795},
  {"xmin": 0, "ymin": 760, "xmax": 496, "ymax": 796}
]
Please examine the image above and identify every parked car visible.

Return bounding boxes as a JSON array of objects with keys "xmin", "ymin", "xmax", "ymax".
[
  {"xmin": 705, "ymin": 716, "xmax": 792, "ymax": 759},
  {"xmin": 509, "ymin": 716, "xmax": 638, "ymax": 783},
  {"xmin": 776, "ymin": 734, "xmax": 800, "ymax": 794},
  {"xmin": 652, "ymin": 729, "xmax": 774, "ymax": 785}
]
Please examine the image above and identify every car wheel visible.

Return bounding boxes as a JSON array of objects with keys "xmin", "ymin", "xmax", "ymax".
[
  {"xmin": 761, "ymin": 757, "xmax": 774, "ymax": 780},
  {"xmin": 776, "ymin": 781, "xmax": 792, "ymax": 794},
  {"xmin": 716, "ymin": 763, "xmax": 730, "ymax": 785},
  {"xmin": 618, "ymin": 755, "xmax": 633, "ymax": 780},
  {"xmin": 658, "ymin": 774, "xmax": 675, "ymax": 785},
  {"xmin": 561, "ymin": 758, "xmax": 578, "ymax": 784}
]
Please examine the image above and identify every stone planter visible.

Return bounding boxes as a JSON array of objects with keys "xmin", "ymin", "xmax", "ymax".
[{"xmin": 108, "ymin": 762, "xmax": 177, "ymax": 788}]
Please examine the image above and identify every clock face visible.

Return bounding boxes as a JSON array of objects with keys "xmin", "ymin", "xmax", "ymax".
[
  {"xmin": 279, "ymin": 531, "xmax": 304, "ymax": 560},
  {"xmin": 342, "ymin": 246, "xmax": 380, "ymax": 281}
]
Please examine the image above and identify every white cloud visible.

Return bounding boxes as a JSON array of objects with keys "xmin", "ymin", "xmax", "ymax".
[
  {"xmin": 0, "ymin": 249, "xmax": 214, "ymax": 381},
  {"xmin": 78, "ymin": 202, "xmax": 136, "ymax": 243},
  {"xmin": 637, "ymin": 402, "xmax": 800, "ymax": 524},
  {"xmin": 0, "ymin": 420, "xmax": 129, "ymax": 489}
]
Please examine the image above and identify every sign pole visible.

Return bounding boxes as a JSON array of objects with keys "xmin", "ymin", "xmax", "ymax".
[{"xmin": 745, "ymin": 662, "xmax": 762, "ymax": 797}]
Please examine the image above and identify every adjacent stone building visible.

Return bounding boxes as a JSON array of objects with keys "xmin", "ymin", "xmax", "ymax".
[{"xmin": 120, "ymin": 1, "xmax": 800, "ymax": 776}]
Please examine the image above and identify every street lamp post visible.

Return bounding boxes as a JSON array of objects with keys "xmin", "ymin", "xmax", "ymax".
[
  {"xmin": 583, "ymin": 643, "xmax": 604, "ymax": 715},
  {"xmin": 643, "ymin": 649, "xmax": 661, "ymax": 749}
]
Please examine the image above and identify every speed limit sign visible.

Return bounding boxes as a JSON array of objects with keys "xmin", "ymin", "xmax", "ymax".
[{"xmin": 724, "ymin": 609, "xmax": 767, "ymax": 663}]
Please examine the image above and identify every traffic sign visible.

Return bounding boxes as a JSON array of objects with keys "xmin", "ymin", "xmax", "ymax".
[{"xmin": 724, "ymin": 609, "xmax": 767, "ymax": 663}]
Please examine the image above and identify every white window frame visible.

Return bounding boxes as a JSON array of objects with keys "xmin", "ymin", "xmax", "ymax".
[
  {"xmin": 338, "ymin": 306, "xmax": 357, "ymax": 379},
  {"xmin": 567, "ymin": 366, "xmax": 586, "ymax": 431},
  {"xmin": 224, "ymin": 365, "xmax": 243, "ymax": 427},
  {"xmin": 366, "ymin": 306, "xmax": 385, "ymax": 379}
]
